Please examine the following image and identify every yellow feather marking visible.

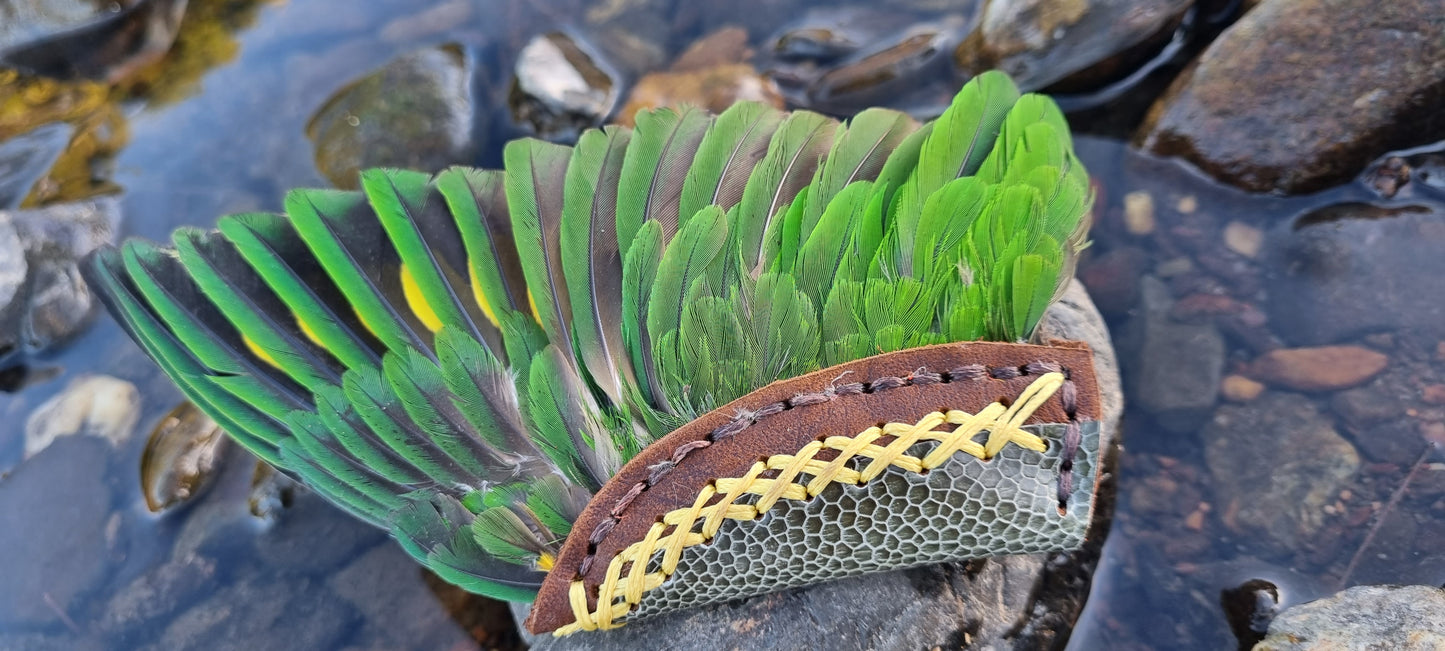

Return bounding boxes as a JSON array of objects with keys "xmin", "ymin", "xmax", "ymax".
[
  {"xmin": 400, "ymin": 264, "xmax": 443, "ymax": 332},
  {"xmin": 297, "ymin": 318, "xmax": 324, "ymax": 347},
  {"xmin": 527, "ymin": 289, "xmax": 541, "ymax": 322},
  {"xmin": 537, "ymin": 553, "xmax": 556, "ymax": 572},
  {"xmin": 470, "ymin": 269, "xmax": 500, "ymax": 328},
  {"xmin": 242, "ymin": 335, "xmax": 281, "ymax": 369}
]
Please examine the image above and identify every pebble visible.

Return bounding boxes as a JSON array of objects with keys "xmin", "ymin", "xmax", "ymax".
[
  {"xmin": 1123, "ymin": 190, "xmax": 1155, "ymax": 234},
  {"xmin": 1246, "ymin": 345, "xmax": 1389, "ymax": 392},
  {"xmin": 618, "ymin": 65, "xmax": 782, "ymax": 128},
  {"xmin": 1220, "ymin": 374, "xmax": 1265, "ymax": 402},
  {"xmin": 1222, "ymin": 221, "xmax": 1262, "ymax": 259},
  {"xmin": 24, "ymin": 374, "xmax": 140, "ymax": 458},
  {"xmin": 510, "ymin": 32, "xmax": 618, "ymax": 139}
]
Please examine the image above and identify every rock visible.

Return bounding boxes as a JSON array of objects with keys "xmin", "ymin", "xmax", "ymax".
[
  {"xmin": 100, "ymin": 554, "xmax": 217, "ymax": 634},
  {"xmin": 1223, "ymin": 221, "xmax": 1263, "ymax": 259},
  {"xmin": 140, "ymin": 401, "xmax": 230, "ymax": 513},
  {"xmin": 954, "ymin": 0, "xmax": 1192, "ymax": 92},
  {"xmin": 148, "ymin": 576, "xmax": 358, "ymax": 651},
  {"xmin": 0, "ymin": 122, "xmax": 72, "ymax": 209},
  {"xmin": 1221, "ymin": 579, "xmax": 1280, "ymax": 649},
  {"xmin": 1221, "ymin": 375, "xmax": 1265, "ymax": 402},
  {"xmin": 1203, "ymin": 393, "xmax": 1360, "ymax": 551},
  {"xmin": 1, "ymin": 0, "xmax": 188, "ymax": 83},
  {"xmin": 1255, "ymin": 585, "xmax": 1445, "ymax": 650},
  {"xmin": 672, "ymin": 27, "xmax": 752, "ymax": 73},
  {"xmin": 1245, "ymin": 346, "xmax": 1389, "ymax": 392},
  {"xmin": 1122, "ymin": 190, "xmax": 1155, "ymax": 235},
  {"xmin": 252, "ymin": 489, "xmax": 387, "ymax": 573},
  {"xmin": 516, "ymin": 280, "xmax": 1124, "ymax": 650},
  {"xmin": 24, "ymin": 374, "xmax": 141, "ymax": 458},
  {"xmin": 509, "ymin": 33, "xmax": 617, "ymax": 140},
  {"xmin": 1125, "ymin": 276, "xmax": 1225, "ymax": 431},
  {"xmin": 1264, "ymin": 203, "xmax": 1445, "ymax": 345},
  {"xmin": 0, "ymin": 213, "xmax": 25, "ymax": 313},
  {"xmin": 307, "ymin": 44, "xmax": 480, "ymax": 190},
  {"xmin": 1076, "ymin": 246, "xmax": 1147, "ymax": 317},
  {"xmin": 0, "ymin": 436, "xmax": 117, "ymax": 627},
  {"xmin": 0, "ymin": 197, "xmax": 122, "ymax": 362},
  {"xmin": 618, "ymin": 66, "xmax": 783, "ymax": 127},
  {"xmin": 326, "ymin": 543, "xmax": 476, "ymax": 650},
  {"xmin": 0, "ymin": 0, "xmax": 112, "ymax": 51},
  {"xmin": 1138, "ymin": 0, "xmax": 1445, "ymax": 194}
]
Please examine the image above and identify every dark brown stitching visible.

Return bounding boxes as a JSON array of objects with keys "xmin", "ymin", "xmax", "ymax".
[{"xmin": 573, "ymin": 361, "xmax": 1084, "ymax": 582}]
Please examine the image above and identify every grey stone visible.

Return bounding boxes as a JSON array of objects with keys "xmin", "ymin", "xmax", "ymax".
[
  {"xmin": 1138, "ymin": 0, "xmax": 1445, "ymax": 194},
  {"xmin": 1264, "ymin": 203, "xmax": 1445, "ymax": 345},
  {"xmin": 0, "ymin": 197, "xmax": 122, "ymax": 360},
  {"xmin": 252, "ymin": 489, "xmax": 387, "ymax": 573},
  {"xmin": 515, "ymin": 281, "xmax": 1123, "ymax": 650},
  {"xmin": 326, "ymin": 543, "xmax": 476, "ymax": 650},
  {"xmin": 147, "ymin": 575, "xmax": 359, "ymax": 651},
  {"xmin": 307, "ymin": 44, "xmax": 480, "ymax": 190},
  {"xmin": 954, "ymin": 0, "xmax": 1192, "ymax": 92},
  {"xmin": 0, "ymin": 213, "xmax": 25, "ymax": 314},
  {"xmin": 1125, "ymin": 276, "xmax": 1224, "ymax": 432},
  {"xmin": 1254, "ymin": 585, "xmax": 1445, "ymax": 651},
  {"xmin": 0, "ymin": 436, "xmax": 117, "ymax": 627},
  {"xmin": 1203, "ymin": 393, "xmax": 1360, "ymax": 552},
  {"xmin": 99, "ymin": 553, "xmax": 217, "ymax": 634},
  {"xmin": 510, "ymin": 32, "xmax": 618, "ymax": 139}
]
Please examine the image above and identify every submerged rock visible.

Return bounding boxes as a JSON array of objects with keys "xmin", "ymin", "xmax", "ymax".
[
  {"xmin": 0, "ymin": 436, "xmax": 117, "ymax": 627},
  {"xmin": 954, "ymin": 0, "xmax": 1191, "ymax": 92},
  {"xmin": 24, "ymin": 374, "xmax": 141, "ymax": 459},
  {"xmin": 1245, "ymin": 346, "xmax": 1389, "ymax": 393},
  {"xmin": 618, "ymin": 28, "xmax": 783, "ymax": 126},
  {"xmin": 1255, "ymin": 585, "xmax": 1445, "ymax": 650},
  {"xmin": 1124, "ymin": 276, "xmax": 1224, "ymax": 432},
  {"xmin": 140, "ymin": 401, "xmax": 229, "ymax": 513},
  {"xmin": 517, "ymin": 281, "xmax": 1123, "ymax": 650},
  {"xmin": 307, "ymin": 44, "xmax": 480, "ymax": 189},
  {"xmin": 148, "ymin": 575, "xmax": 359, "ymax": 651},
  {"xmin": 326, "ymin": 543, "xmax": 477, "ymax": 650},
  {"xmin": 0, "ymin": 122, "xmax": 72, "ymax": 209},
  {"xmin": 1138, "ymin": 0, "xmax": 1445, "ymax": 194},
  {"xmin": 510, "ymin": 32, "xmax": 618, "ymax": 140},
  {"xmin": 1203, "ymin": 393, "xmax": 1359, "ymax": 553},
  {"xmin": 100, "ymin": 553, "xmax": 218, "ymax": 635},
  {"xmin": 0, "ymin": 0, "xmax": 188, "ymax": 83},
  {"xmin": 1264, "ymin": 203, "xmax": 1445, "ymax": 345}
]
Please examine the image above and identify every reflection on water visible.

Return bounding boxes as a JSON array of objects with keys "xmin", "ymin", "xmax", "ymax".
[{"xmin": 0, "ymin": 0, "xmax": 1441, "ymax": 649}]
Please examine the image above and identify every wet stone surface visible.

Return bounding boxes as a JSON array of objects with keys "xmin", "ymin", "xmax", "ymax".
[
  {"xmin": 1255, "ymin": 585, "xmax": 1445, "ymax": 650},
  {"xmin": 307, "ymin": 44, "xmax": 481, "ymax": 189},
  {"xmin": 1122, "ymin": 275, "xmax": 1224, "ymax": 432},
  {"xmin": 1138, "ymin": 0, "xmax": 1445, "ymax": 194},
  {"xmin": 510, "ymin": 32, "xmax": 618, "ymax": 140}
]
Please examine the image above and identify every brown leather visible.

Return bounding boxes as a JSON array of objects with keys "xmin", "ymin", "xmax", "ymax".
[{"xmin": 526, "ymin": 340, "xmax": 1100, "ymax": 634}]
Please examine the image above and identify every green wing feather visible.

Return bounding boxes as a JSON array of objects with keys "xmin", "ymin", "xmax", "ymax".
[{"xmin": 83, "ymin": 71, "xmax": 1092, "ymax": 604}]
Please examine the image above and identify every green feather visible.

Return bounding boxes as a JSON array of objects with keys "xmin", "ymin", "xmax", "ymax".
[
  {"xmin": 615, "ymin": 106, "xmax": 714, "ymax": 254},
  {"xmin": 733, "ymin": 111, "xmax": 838, "ymax": 274},
  {"xmin": 679, "ymin": 101, "xmax": 784, "ymax": 222},
  {"xmin": 504, "ymin": 139, "xmax": 575, "ymax": 359}
]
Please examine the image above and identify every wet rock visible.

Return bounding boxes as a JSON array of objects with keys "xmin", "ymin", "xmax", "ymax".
[
  {"xmin": 618, "ymin": 28, "xmax": 783, "ymax": 127},
  {"xmin": 24, "ymin": 374, "xmax": 141, "ymax": 458},
  {"xmin": 0, "ymin": 0, "xmax": 113, "ymax": 51},
  {"xmin": 307, "ymin": 44, "xmax": 480, "ymax": 189},
  {"xmin": 0, "ymin": 436, "xmax": 117, "ymax": 627},
  {"xmin": 147, "ymin": 575, "xmax": 359, "ymax": 651},
  {"xmin": 1, "ymin": 0, "xmax": 188, "ymax": 83},
  {"xmin": 0, "ymin": 197, "xmax": 122, "ymax": 362},
  {"xmin": 767, "ymin": 9, "xmax": 966, "ymax": 115},
  {"xmin": 1076, "ymin": 246, "xmax": 1147, "ymax": 317},
  {"xmin": 518, "ymin": 281, "xmax": 1123, "ymax": 650},
  {"xmin": 1125, "ymin": 276, "xmax": 1225, "ymax": 431},
  {"xmin": 1220, "ymin": 578, "xmax": 1279, "ymax": 650},
  {"xmin": 1331, "ymin": 366, "xmax": 1430, "ymax": 464},
  {"xmin": 510, "ymin": 32, "xmax": 618, "ymax": 140},
  {"xmin": 1264, "ymin": 203, "xmax": 1445, "ymax": 345},
  {"xmin": 1255, "ymin": 585, "xmax": 1445, "ymax": 650},
  {"xmin": 1203, "ymin": 393, "xmax": 1360, "ymax": 551},
  {"xmin": 0, "ymin": 122, "xmax": 72, "ymax": 209},
  {"xmin": 1138, "ymin": 0, "xmax": 1445, "ymax": 194},
  {"xmin": 954, "ymin": 0, "xmax": 1192, "ymax": 92},
  {"xmin": 100, "ymin": 553, "xmax": 217, "ymax": 634},
  {"xmin": 252, "ymin": 489, "xmax": 386, "ymax": 573},
  {"xmin": 141, "ymin": 401, "xmax": 230, "ymax": 513},
  {"xmin": 326, "ymin": 543, "xmax": 476, "ymax": 650},
  {"xmin": 0, "ymin": 214, "xmax": 25, "ymax": 314},
  {"xmin": 1245, "ymin": 346, "xmax": 1389, "ymax": 393}
]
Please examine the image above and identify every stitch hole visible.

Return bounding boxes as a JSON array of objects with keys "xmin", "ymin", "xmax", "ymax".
[
  {"xmin": 996, "ymin": 396, "xmax": 1013, "ymax": 408},
  {"xmin": 860, "ymin": 382, "xmax": 875, "ymax": 394},
  {"xmin": 1017, "ymin": 364, "xmax": 1030, "ymax": 375}
]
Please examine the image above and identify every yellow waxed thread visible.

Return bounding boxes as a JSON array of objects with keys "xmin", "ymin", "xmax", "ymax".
[
  {"xmin": 400, "ymin": 264, "xmax": 444, "ymax": 332},
  {"xmin": 554, "ymin": 372, "xmax": 1066, "ymax": 636}
]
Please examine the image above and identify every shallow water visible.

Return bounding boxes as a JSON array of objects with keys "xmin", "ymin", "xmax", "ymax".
[{"xmin": 1, "ymin": 0, "xmax": 1442, "ymax": 649}]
